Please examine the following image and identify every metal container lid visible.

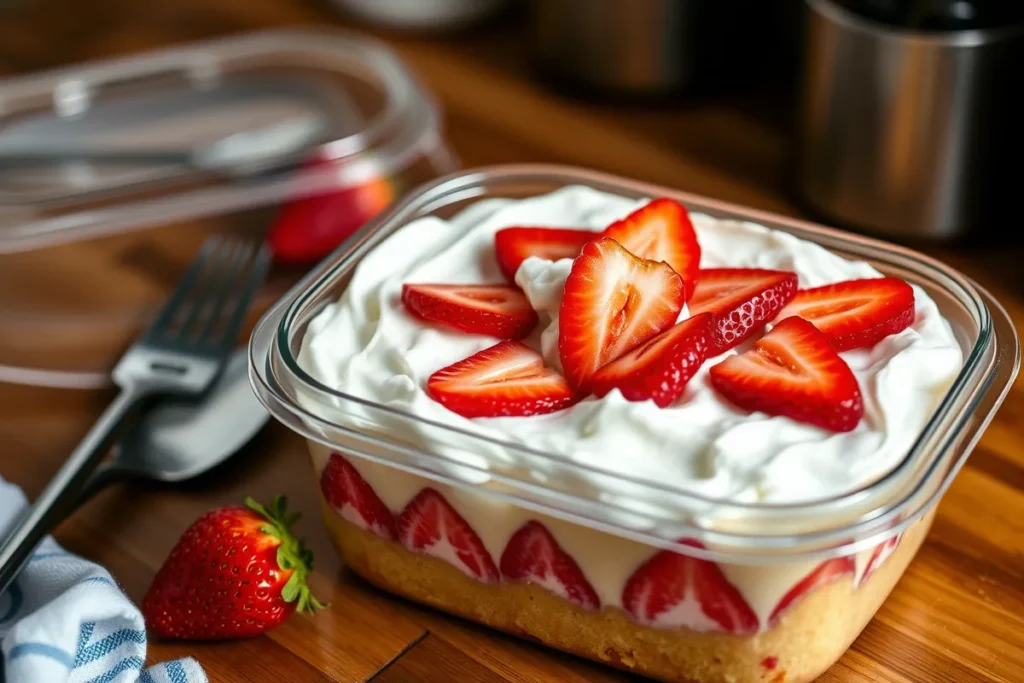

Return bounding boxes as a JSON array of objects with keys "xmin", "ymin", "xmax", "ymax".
[
  {"xmin": 831, "ymin": 0, "xmax": 1024, "ymax": 31},
  {"xmin": 0, "ymin": 29, "xmax": 455, "ymax": 388}
]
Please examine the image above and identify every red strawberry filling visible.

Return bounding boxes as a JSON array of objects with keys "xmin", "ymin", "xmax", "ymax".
[
  {"xmin": 775, "ymin": 277, "xmax": 916, "ymax": 352},
  {"xmin": 859, "ymin": 533, "xmax": 902, "ymax": 586},
  {"xmin": 499, "ymin": 521, "xmax": 601, "ymax": 611},
  {"xmin": 768, "ymin": 556, "xmax": 856, "ymax": 627},
  {"xmin": 601, "ymin": 198, "xmax": 701, "ymax": 299},
  {"xmin": 494, "ymin": 226, "xmax": 594, "ymax": 282},
  {"xmin": 402, "ymin": 283, "xmax": 538, "ymax": 339},
  {"xmin": 320, "ymin": 453, "xmax": 397, "ymax": 540},
  {"xmin": 622, "ymin": 540, "xmax": 759, "ymax": 634},
  {"xmin": 709, "ymin": 317, "xmax": 864, "ymax": 432},
  {"xmin": 397, "ymin": 488, "xmax": 500, "ymax": 583},
  {"xmin": 559, "ymin": 238, "xmax": 685, "ymax": 392},
  {"xmin": 427, "ymin": 340, "xmax": 577, "ymax": 418},
  {"xmin": 591, "ymin": 312, "xmax": 714, "ymax": 407},
  {"xmin": 689, "ymin": 268, "xmax": 798, "ymax": 354}
]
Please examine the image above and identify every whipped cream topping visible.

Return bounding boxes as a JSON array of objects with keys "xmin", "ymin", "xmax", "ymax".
[{"xmin": 300, "ymin": 186, "xmax": 963, "ymax": 508}]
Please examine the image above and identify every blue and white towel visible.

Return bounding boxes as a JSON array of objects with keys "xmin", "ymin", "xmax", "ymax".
[{"xmin": 0, "ymin": 477, "xmax": 207, "ymax": 683}]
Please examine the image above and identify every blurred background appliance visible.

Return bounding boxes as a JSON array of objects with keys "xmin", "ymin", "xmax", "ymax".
[
  {"xmin": 798, "ymin": 0, "xmax": 1024, "ymax": 240},
  {"xmin": 531, "ymin": 0, "xmax": 787, "ymax": 95},
  {"xmin": 330, "ymin": 0, "xmax": 512, "ymax": 32}
]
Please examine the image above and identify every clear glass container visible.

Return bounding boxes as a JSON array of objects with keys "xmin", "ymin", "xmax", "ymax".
[
  {"xmin": 0, "ymin": 28, "xmax": 457, "ymax": 388},
  {"xmin": 248, "ymin": 165, "xmax": 1019, "ymax": 682}
]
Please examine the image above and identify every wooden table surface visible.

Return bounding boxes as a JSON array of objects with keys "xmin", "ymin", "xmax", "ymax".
[{"xmin": 2, "ymin": 2, "xmax": 1023, "ymax": 682}]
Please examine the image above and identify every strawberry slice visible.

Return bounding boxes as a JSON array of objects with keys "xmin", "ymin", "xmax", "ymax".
[
  {"xmin": 775, "ymin": 277, "xmax": 915, "ymax": 352},
  {"xmin": 859, "ymin": 534, "xmax": 902, "ymax": 586},
  {"xmin": 427, "ymin": 340, "xmax": 577, "ymax": 418},
  {"xmin": 600, "ymin": 198, "xmax": 701, "ymax": 299},
  {"xmin": 402, "ymin": 283, "xmax": 538, "ymax": 339},
  {"xmin": 397, "ymin": 488, "xmax": 499, "ymax": 583},
  {"xmin": 559, "ymin": 238, "xmax": 684, "ymax": 392},
  {"xmin": 500, "ymin": 521, "xmax": 600, "ymax": 611},
  {"xmin": 320, "ymin": 453, "xmax": 397, "ymax": 540},
  {"xmin": 494, "ymin": 227, "xmax": 594, "ymax": 282},
  {"xmin": 689, "ymin": 268, "xmax": 798, "ymax": 354},
  {"xmin": 768, "ymin": 556, "xmax": 855, "ymax": 627},
  {"xmin": 622, "ymin": 540, "xmax": 759, "ymax": 634},
  {"xmin": 591, "ymin": 312, "xmax": 714, "ymax": 407},
  {"xmin": 709, "ymin": 317, "xmax": 863, "ymax": 432}
]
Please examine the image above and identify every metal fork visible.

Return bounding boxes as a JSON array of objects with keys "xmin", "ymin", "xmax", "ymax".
[{"xmin": 0, "ymin": 236, "xmax": 270, "ymax": 593}]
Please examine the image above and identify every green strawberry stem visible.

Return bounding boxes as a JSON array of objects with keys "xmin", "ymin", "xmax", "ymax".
[{"xmin": 245, "ymin": 496, "xmax": 327, "ymax": 613}]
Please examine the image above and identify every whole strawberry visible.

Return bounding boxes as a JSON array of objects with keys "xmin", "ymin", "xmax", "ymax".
[{"xmin": 143, "ymin": 496, "xmax": 324, "ymax": 639}]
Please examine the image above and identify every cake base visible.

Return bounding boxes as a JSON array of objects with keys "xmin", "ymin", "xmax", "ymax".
[{"xmin": 321, "ymin": 499, "xmax": 932, "ymax": 683}]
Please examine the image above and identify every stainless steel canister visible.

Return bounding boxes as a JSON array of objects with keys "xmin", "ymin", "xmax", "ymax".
[
  {"xmin": 531, "ymin": 0, "xmax": 781, "ymax": 95},
  {"xmin": 798, "ymin": 0, "xmax": 1024, "ymax": 240}
]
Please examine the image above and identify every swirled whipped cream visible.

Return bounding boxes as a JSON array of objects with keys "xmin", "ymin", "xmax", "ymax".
[{"xmin": 299, "ymin": 186, "xmax": 962, "ymax": 509}]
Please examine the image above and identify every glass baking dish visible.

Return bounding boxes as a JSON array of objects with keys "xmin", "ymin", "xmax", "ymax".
[{"xmin": 248, "ymin": 165, "xmax": 1019, "ymax": 683}]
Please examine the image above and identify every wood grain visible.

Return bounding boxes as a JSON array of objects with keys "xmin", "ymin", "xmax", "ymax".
[
  {"xmin": 1, "ymin": 2, "xmax": 1023, "ymax": 682},
  {"xmin": 372, "ymin": 635, "xmax": 504, "ymax": 683}
]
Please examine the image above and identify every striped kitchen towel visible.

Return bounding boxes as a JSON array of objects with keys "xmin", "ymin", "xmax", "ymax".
[{"xmin": 0, "ymin": 477, "xmax": 207, "ymax": 683}]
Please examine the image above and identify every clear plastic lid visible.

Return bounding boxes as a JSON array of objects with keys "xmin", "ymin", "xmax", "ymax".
[{"xmin": 0, "ymin": 28, "xmax": 457, "ymax": 388}]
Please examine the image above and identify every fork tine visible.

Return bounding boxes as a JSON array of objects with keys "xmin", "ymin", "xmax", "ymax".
[
  {"xmin": 204, "ymin": 244, "xmax": 271, "ymax": 352},
  {"xmin": 143, "ymin": 235, "xmax": 269, "ymax": 355},
  {"xmin": 143, "ymin": 236, "xmax": 224, "ymax": 342},
  {"xmin": 162, "ymin": 238, "xmax": 245, "ymax": 343},
  {"xmin": 180, "ymin": 240, "xmax": 251, "ymax": 340},
  {"xmin": 190, "ymin": 241, "xmax": 258, "ymax": 344}
]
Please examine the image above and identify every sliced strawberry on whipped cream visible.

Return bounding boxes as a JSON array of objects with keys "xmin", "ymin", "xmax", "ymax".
[
  {"xmin": 494, "ymin": 227, "xmax": 594, "ymax": 282},
  {"xmin": 775, "ymin": 277, "xmax": 915, "ymax": 352},
  {"xmin": 500, "ymin": 521, "xmax": 600, "ymax": 611},
  {"xmin": 689, "ymin": 268, "xmax": 798, "ymax": 354},
  {"xmin": 709, "ymin": 317, "xmax": 864, "ymax": 432},
  {"xmin": 398, "ymin": 488, "xmax": 499, "ymax": 583},
  {"xmin": 591, "ymin": 312, "xmax": 714, "ymax": 407},
  {"xmin": 559, "ymin": 238, "xmax": 684, "ymax": 392},
  {"xmin": 600, "ymin": 198, "xmax": 701, "ymax": 299},
  {"xmin": 427, "ymin": 340, "xmax": 577, "ymax": 418},
  {"xmin": 859, "ymin": 533, "xmax": 902, "ymax": 586},
  {"xmin": 402, "ymin": 283, "xmax": 538, "ymax": 339},
  {"xmin": 320, "ymin": 453, "xmax": 397, "ymax": 540},
  {"xmin": 622, "ymin": 540, "xmax": 759, "ymax": 634},
  {"xmin": 768, "ymin": 556, "xmax": 855, "ymax": 627}
]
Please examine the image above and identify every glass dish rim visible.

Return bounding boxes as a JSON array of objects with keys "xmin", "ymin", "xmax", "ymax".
[{"xmin": 250, "ymin": 163, "xmax": 1019, "ymax": 559}]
